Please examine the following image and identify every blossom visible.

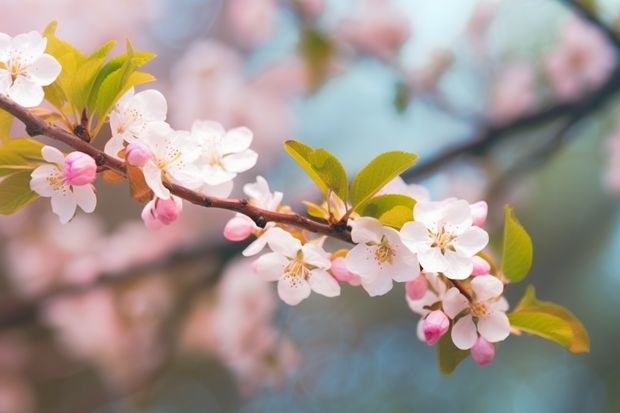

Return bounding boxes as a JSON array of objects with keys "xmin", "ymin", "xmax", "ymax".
[
  {"xmin": 422, "ymin": 310, "xmax": 450, "ymax": 345},
  {"xmin": 141, "ymin": 195, "xmax": 183, "ymax": 230},
  {"xmin": 0, "ymin": 31, "xmax": 61, "ymax": 107},
  {"xmin": 443, "ymin": 275, "xmax": 510, "ymax": 350},
  {"xmin": 192, "ymin": 120, "xmax": 258, "ymax": 197},
  {"xmin": 345, "ymin": 217, "xmax": 419, "ymax": 297},
  {"xmin": 139, "ymin": 125, "xmax": 203, "ymax": 199},
  {"xmin": 471, "ymin": 336, "xmax": 495, "ymax": 366},
  {"xmin": 254, "ymin": 227, "xmax": 340, "ymax": 305},
  {"xmin": 30, "ymin": 146, "xmax": 96, "ymax": 224},
  {"xmin": 405, "ymin": 272, "xmax": 448, "ymax": 343},
  {"xmin": 489, "ymin": 62, "xmax": 537, "ymax": 123},
  {"xmin": 544, "ymin": 18, "xmax": 614, "ymax": 101},
  {"xmin": 105, "ymin": 88, "xmax": 169, "ymax": 158},
  {"xmin": 400, "ymin": 199, "xmax": 489, "ymax": 280}
]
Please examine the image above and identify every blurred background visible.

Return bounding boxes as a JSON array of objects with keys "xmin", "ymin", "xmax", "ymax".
[{"xmin": 1, "ymin": 0, "xmax": 619, "ymax": 412}]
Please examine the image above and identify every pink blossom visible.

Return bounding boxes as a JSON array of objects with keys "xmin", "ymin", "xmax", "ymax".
[
  {"xmin": 141, "ymin": 196, "xmax": 183, "ymax": 230},
  {"xmin": 471, "ymin": 256, "xmax": 491, "ymax": 276},
  {"xmin": 470, "ymin": 200, "xmax": 488, "ymax": 227},
  {"xmin": 489, "ymin": 62, "xmax": 537, "ymax": 123},
  {"xmin": 63, "ymin": 151, "xmax": 97, "ymax": 186},
  {"xmin": 335, "ymin": 0, "xmax": 411, "ymax": 61},
  {"xmin": 422, "ymin": 310, "xmax": 450, "ymax": 345},
  {"xmin": 405, "ymin": 273, "xmax": 427, "ymax": 301},
  {"xmin": 223, "ymin": 0, "xmax": 277, "ymax": 49},
  {"xmin": 125, "ymin": 143, "xmax": 152, "ymax": 167},
  {"xmin": 223, "ymin": 215, "xmax": 255, "ymax": 241},
  {"xmin": 471, "ymin": 336, "xmax": 495, "ymax": 366},
  {"xmin": 544, "ymin": 18, "xmax": 615, "ymax": 101},
  {"xmin": 330, "ymin": 256, "xmax": 362, "ymax": 286}
]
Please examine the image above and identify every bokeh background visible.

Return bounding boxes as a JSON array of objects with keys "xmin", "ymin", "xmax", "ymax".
[{"xmin": 1, "ymin": 0, "xmax": 619, "ymax": 412}]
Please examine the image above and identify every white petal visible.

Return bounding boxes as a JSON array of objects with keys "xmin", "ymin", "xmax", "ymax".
[
  {"xmin": 442, "ymin": 250, "xmax": 473, "ymax": 280},
  {"xmin": 41, "ymin": 146, "xmax": 65, "ymax": 165},
  {"xmin": 453, "ymin": 226, "xmax": 489, "ymax": 256},
  {"xmin": 418, "ymin": 247, "xmax": 449, "ymax": 273},
  {"xmin": 349, "ymin": 216, "xmax": 383, "ymax": 244},
  {"xmin": 200, "ymin": 181, "xmax": 234, "ymax": 198},
  {"xmin": 441, "ymin": 199, "xmax": 472, "ymax": 230},
  {"xmin": 201, "ymin": 164, "xmax": 236, "ymax": 185},
  {"xmin": 451, "ymin": 315, "xmax": 478, "ymax": 350},
  {"xmin": 222, "ymin": 126, "xmax": 253, "ymax": 153},
  {"xmin": 399, "ymin": 221, "xmax": 432, "ymax": 253},
  {"xmin": 72, "ymin": 185, "xmax": 96, "ymax": 213},
  {"xmin": 0, "ymin": 33, "xmax": 10, "ymax": 60},
  {"xmin": 308, "ymin": 269, "xmax": 341, "ymax": 297},
  {"xmin": 265, "ymin": 227, "xmax": 301, "ymax": 257},
  {"xmin": 221, "ymin": 150, "xmax": 258, "ymax": 173},
  {"xmin": 345, "ymin": 243, "xmax": 381, "ymax": 278},
  {"xmin": 242, "ymin": 234, "xmax": 268, "ymax": 257},
  {"xmin": 8, "ymin": 76, "xmax": 43, "ymax": 107},
  {"xmin": 0, "ymin": 70, "xmax": 11, "ymax": 94},
  {"xmin": 12, "ymin": 31, "xmax": 46, "ymax": 58},
  {"xmin": 442, "ymin": 287, "xmax": 469, "ymax": 319},
  {"xmin": 143, "ymin": 161, "xmax": 170, "ymax": 199},
  {"xmin": 478, "ymin": 311, "xmax": 511, "ymax": 343},
  {"xmin": 134, "ymin": 89, "xmax": 167, "ymax": 121},
  {"xmin": 27, "ymin": 54, "xmax": 61, "ymax": 85},
  {"xmin": 360, "ymin": 272, "xmax": 393, "ymax": 297},
  {"xmin": 254, "ymin": 252, "xmax": 287, "ymax": 281},
  {"xmin": 301, "ymin": 243, "xmax": 330, "ymax": 268},
  {"xmin": 51, "ymin": 191, "xmax": 77, "ymax": 224},
  {"xmin": 491, "ymin": 296, "xmax": 510, "ymax": 312},
  {"xmin": 30, "ymin": 165, "xmax": 59, "ymax": 197},
  {"xmin": 413, "ymin": 200, "xmax": 443, "ymax": 230},
  {"xmin": 104, "ymin": 135, "xmax": 125, "ymax": 158},
  {"xmin": 191, "ymin": 120, "xmax": 225, "ymax": 140},
  {"xmin": 471, "ymin": 275, "xmax": 504, "ymax": 301},
  {"xmin": 278, "ymin": 275, "xmax": 312, "ymax": 305}
]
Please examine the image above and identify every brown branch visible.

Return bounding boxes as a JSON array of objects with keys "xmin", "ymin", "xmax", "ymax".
[{"xmin": 0, "ymin": 95, "xmax": 352, "ymax": 244}]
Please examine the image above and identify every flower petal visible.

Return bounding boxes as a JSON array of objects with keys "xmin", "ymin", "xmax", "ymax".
[
  {"xmin": 417, "ymin": 247, "xmax": 448, "ymax": 274},
  {"xmin": 471, "ymin": 275, "xmax": 504, "ymax": 301},
  {"xmin": 400, "ymin": 221, "xmax": 432, "ymax": 254},
  {"xmin": 308, "ymin": 269, "xmax": 341, "ymax": 297},
  {"xmin": 143, "ymin": 161, "xmax": 169, "ymax": 199},
  {"xmin": 50, "ymin": 190, "xmax": 77, "ymax": 224},
  {"xmin": 442, "ymin": 250, "xmax": 473, "ymax": 280},
  {"xmin": 451, "ymin": 315, "xmax": 478, "ymax": 350},
  {"xmin": 27, "ymin": 53, "xmax": 61, "ymax": 85},
  {"xmin": 8, "ymin": 76, "xmax": 43, "ymax": 107},
  {"xmin": 264, "ymin": 227, "xmax": 301, "ymax": 257},
  {"xmin": 344, "ymin": 243, "xmax": 380, "ymax": 278},
  {"xmin": 478, "ymin": 311, "xmax": 511, "ymax": 343},
  {"xmin": 72, "ymin": 185, "xmax": 96, "ymax": 213},
  {"xmin": 301, "ymin": 243, "xmax": 330, "ymax": 268},
  {"xmin": 349, "ymin": 216, "xmax": 383, "ymax": 244},
  {"xmin": 360, "ymin": 272, "xmax": 393, "ymax": 297},
  {"xmin": 222, "ymin": 126, "xmax": 253, "ymax": 153},
  {"xmin": 442, "ymin": 287, "xmax": 469, "ymax": 319},
  {"xmin": 453, "ymin": 226, "xmax": 489, "ymax": 256},
  {"xmin": 41, "ymin": 146, "xmax": 65, "ymax": 166},
  {"xmin": 278, "ymin": 275, "xmax": 312, "ymax": 305},
  {"xmin": 221, "ymin": 150, "xmax": 258, "ymax": 173},
  {"xmin": 254, "ymin": 252, "xmax": 287, "ymax": 281}
]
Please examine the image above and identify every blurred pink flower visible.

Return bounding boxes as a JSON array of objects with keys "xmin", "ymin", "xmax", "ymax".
[
  {"xmin": 223, "ymin": 0, "xmax": 278, "ymax": 49},
  {"xmin": 544, "ymin": 18, "xmax": 615, "ymax": 101},
  {"xmin": 489, "ymin": 62, "xmax": 537, "ymax": 123},
  {"xmin": 335, "ymin": 0, "xmax": 411, "ymax": 61},
  {"xmin": 605, "ymin": 128, "xmax": 620, "ymax": 194}
]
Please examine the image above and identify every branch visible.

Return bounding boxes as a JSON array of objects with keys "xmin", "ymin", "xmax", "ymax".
[{"xmin": 0, "ymin": 95, "xmax": 353, "ymax": 244}]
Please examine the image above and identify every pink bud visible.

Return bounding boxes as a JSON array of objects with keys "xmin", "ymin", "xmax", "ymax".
[
  {"xmin": 126, "ymin": 143, "xmax": 152, "ymax": 167},
  {"xmin": 63, "ymin": 151, "xmax": 96, "ymax": 186},
  {"xmin": 330, "ymin": 257, "xmax": 362, "ymax": 285},
  {"xmin": 471, "ymin": 336, "xmax": 495, "ymax": 366},
  {"xmin": 223, "ymin": 215, "xmax": 254, "ymax": 241},
  {"xmin": 471, "ymin": 256, "xmax": 491, "ymax": 276},
  {"xmin": 141, "ymin": 200, "xmax": 163, "ymax": 230},
  {"xmin": 470, "ymin": 201, "xmax": 488, "ymax": 227},
  {"xmin": 154, "ymin": 196, "xmax": 183, "ymax": 225},
  {"xmin": 406, "ymin": 273, "xmax": 427, "ymax": 300},
  {"xmin": 422, "ymin": 310, "xmax": 449, "ymax": 345}
]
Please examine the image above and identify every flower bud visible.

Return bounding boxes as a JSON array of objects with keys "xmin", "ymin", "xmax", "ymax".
[
  {"xmin": 154, "ymin": 196, "xmax": 183, "ymax": 225},
  {"xmin": 223, "ymin": 215, "xmax": 254, "ymax": 241},
  {"xmin": 141, "ymin": 200, "xmax": 163, "ymax": 230},
  {"xmin": 471, "ymin": 336, "xmax": 495, "ymax": 366},
  {"xmin": 331, "ymin": 257, "xmax": 362, "ymax": 285},
  {"xmin": 470, "ymin": 201, "xmax": 488, "ymax": 227},
  {"xmin": 126, "ymin": 143, "xmax": 152, "ymax": 167},
  {"xmin": 471, "ymin": 256, "xmax": 491, "ymax": 276},
  {"xmin": 406, "ymin": 273, "xmax": 427, "ymax": 300},
  {"xmin": 63, "ymin": 151, "xmax": 96, "ymax": 186},
  {"xmin": 422, "ymin": 310, "xmax": 449, "ymax": 345}
]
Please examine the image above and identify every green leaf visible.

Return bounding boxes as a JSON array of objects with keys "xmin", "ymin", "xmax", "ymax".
[
  {"xmin": 0, "ymin": 170, "xmax": 39, "ymax": 214},
  {"xmin": 2, "ymin": 138, "xmax": 44, "ymax": 161},
  {"xmin": 501, "ymin": 206, "xmax": 533, "ymax": 283},
  {"xmin": 437, "ymin": 334, "xmax": 469, "ymax": 375},
  {"xmin": 356, "ymin": 194, "xmax": 415, "ymax": 229},
  {"xmin": 72, "ymin": 40, "xmax": 116, "ymax": 112},
  {"xmin": 509, "ymin": 285, "xmax": 590, "ymax": 353},
  {"xmin": 0, "ymin": 109, "xmax": 13, "ymax": 142},
  {"xmin": 0, "ymin": 139, "xmax": 43, "ymax": 176},
  {"xmin": 284, "ymin": 140, "xmax": 348, "ymax": 201},
  {"xmin": 350, "ymin": 151, "xmax": 417, "ymax": 211}
]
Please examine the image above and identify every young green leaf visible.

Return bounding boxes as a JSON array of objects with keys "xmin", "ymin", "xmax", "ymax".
[
  {"xmin": 0, "ymin": 139, "xmax": 43, "ymax": 176},
  {"xmin": 509, "ymin": 285, "xmax": 589, "ymax": 353},
  {"xmin": 284, "ymin": 140, "xmax": 348, "ymax": 201},
  {"xmin": 0, "ymin": 109, "xmax": 13, "ymax": 143},
  {"xmin": 436, "ymin": 334, "xmax": 470, "ymax": 375},
  {"xmin": 0, "ymin": 170, "xmax": 39, "ymax": 214},
  {"xmin": 356, "ymin": 194, "xmax": 415, "ymax": 229},
  {"xmin": 2, "ymin": 138, "xmax": 44, "ymax": 161},
  {"xmin": 501, "ymin": 206, "xmax": 533, "ymax": 283},
  {"xmin": 350, "ymin": 151, "xmax": 417, "ymax": 211}
]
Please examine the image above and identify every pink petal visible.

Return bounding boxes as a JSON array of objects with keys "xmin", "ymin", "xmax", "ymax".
[
  {"xmin": 477, "ymin": 311, "xmax": 510, "ymax": 343},
  {"xmin": 451, "ymin": 315, "xmax": 478, "ymax": 350},
  {"xmin": 442, "ymin": 287, "xmax": 469, "ymax": 319},
  {"xmin": 471, "ymin": 275, "xmax": 503, "ymax": 301},
  {"xmin": 453, "ymin": 226, "xmax": 488, "ymax": 256}
]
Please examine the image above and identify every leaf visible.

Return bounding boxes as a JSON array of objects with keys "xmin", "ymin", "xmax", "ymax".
[
  {"xmin": 303, "ymin": 200, "xmax": 329, "ymax": 220},
  {"xmin": 0, "ymin": 170, "xmax": 39, "ymax": 214},
  {"xmin": 356, "ymin": 194, "xmax": 415, "ymax": 229},
  {"xmin": 436, "ymin": 334, "xmax": 469, "ymax": 375},
  {"xmin": 284, "ymin": 140, "xmax": 348, "ymax": 201},
  {"xmin": 501, "ymin": 206, "xmax": 533, "ymax": 283},
  {"xmin": 0, "ymin": 139, "xmax": 43, "ymax": 176},
  {"xmin": 72, "ymin": 40, "xmax": 116, "ymax": 112},
  {"xmin": 509, "ymin": 285, "xmax": 590, "ymax": 353},
  {"xmin": 2, "ymin": 138, "xmax": 44, "ymax": 161},
  {"xmin": 0, "ymin": 109, "xmax": 13, "ymax": 142},
  {"xmin": 350, "ymin": 151, "xmax": 417, "ymax": 211}
]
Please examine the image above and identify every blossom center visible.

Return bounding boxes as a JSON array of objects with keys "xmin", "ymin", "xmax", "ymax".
[
  {"xmin": 283, "ymin": 251, "xmax": 311, "ymax": 286},
  {"xmin": 429, "ymin": 226, "xmax": 456, "ymax": 252},
  {"xmin": 470, "ymin": 301, "xmax": 488, "ymax": 318},
  {"xmin": 374, "ymin": 236, "xmax": 394, "ymax": 265}
]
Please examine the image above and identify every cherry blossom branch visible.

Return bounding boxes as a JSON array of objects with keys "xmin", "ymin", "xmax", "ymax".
[{"xmin": 0, "ymin": 95, "xmax": 353, "ymax": 244}]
